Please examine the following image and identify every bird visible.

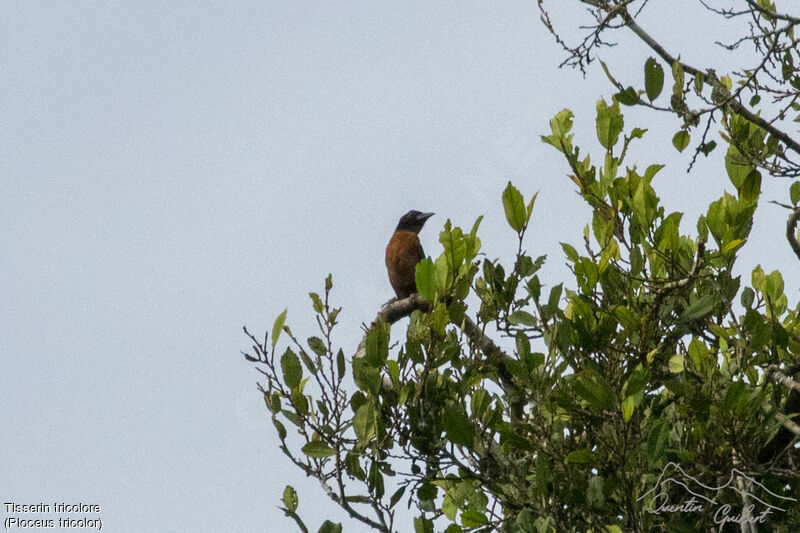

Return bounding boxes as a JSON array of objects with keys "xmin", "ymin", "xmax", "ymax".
[{"xmin": 385, "ymin": 210, "xmax": 435, "ymax": 299}]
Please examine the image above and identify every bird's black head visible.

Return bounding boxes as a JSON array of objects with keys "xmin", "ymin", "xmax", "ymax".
[{"xmin": 395, "ymin": 210, "xmax": 434, "ymax": 233}]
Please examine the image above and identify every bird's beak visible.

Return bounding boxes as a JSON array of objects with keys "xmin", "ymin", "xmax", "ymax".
[{"xmin": 419, "ymin": 212, "xmax": 435, "ymax": 222}]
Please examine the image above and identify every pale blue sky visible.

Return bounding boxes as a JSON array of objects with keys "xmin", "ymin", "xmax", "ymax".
[{"xmin": 2, "ymin": 2, "xmax": 797, "ymax": 532}]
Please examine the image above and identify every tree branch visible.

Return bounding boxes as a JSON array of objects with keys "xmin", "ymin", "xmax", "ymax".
[
  {"xmin": 768, "ymin": 365, "xmax": 800, "ymax": 393},
  {"xmin": 354, "ymin": 295, "xmax": 432, "ymax": 362},
  {"xmin": 355, "ymin": 295, "xmax": 513, "ymax": 367},
  {"xmin": 618, "ymin": 8, "xmax": 800, "ymax": 159}
]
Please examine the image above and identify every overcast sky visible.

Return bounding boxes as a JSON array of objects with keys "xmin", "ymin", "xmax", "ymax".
[{"xmin": 2, "ymin": 2, "xmax": 798, "ymax": 532}]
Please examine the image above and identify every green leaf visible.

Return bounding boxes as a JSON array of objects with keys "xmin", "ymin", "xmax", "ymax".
[
  {"xmin": 688, "ymin": 338, "xmax": 713, "ymax": 376},
  {"xmin": 565, "ymin": 449, "xmax": 594, "ymax": 464},
  {"xmin": 765, "ymin": 270, "xmax": 785, "ymax": 302},
  {"xmin": 282, "ymin": 409, "xmax": 301, "ymax": 427},
  {"xmin": 596, "ymin": 98, "xmax": 624, "ymax": 150},
  {"xmin": 291, "ymin": 388, "xmax": 309, "ymax": 415},
  {"xmin": 694, "ymin": 72, "xmax": 705, "ymax": 93},
  {"xmin": 574, "ymin": 370, "xmax": 617, "ymax": 410},
  {"xmin": 317, "ymin": 521, "xmax": 342, "ymax": 533},
  {"xmin": 668, "ymin": 354, "xmax": 685, "ymax": 373},
  {"xmin": 272, "ymin": 308, "xmax": 288, "ymax": 348},
  {"xmin": 615, "ymin": 87, "xmax": 638, "ymax": 106},
  {"xmin": 644, "ymin": 57, "xmax": 664, "ymax": 101},
  {"xmin": 561, "ymin": 242, "xmax": 579, "ymax": 263},
  {"xmin": 527, "ymin": 191, "xmax": 538, "ymax": 220},
  {"xmin": 647, "ymin": 421, "xmax": 668, "ymax": 463},
  {"xmin": 415, "ymin": 258, "xmax": 436, "ymax": 301},
  {"xmin": 282, "ymin": 485, "xmax": 298, "ymax": 513},
  {"xmin": 724, "ymin": 381, "xmax": 748, "ymax": 416},
  {"xmin": 352, "ymin": 358, "xmax": 381, "ymax": 394},
  {"xmin": 302, "ymin": 440, "xmax": 336, "ymax": 458},
  {"xmin": 461, "ymin": 510, "xmax": 489, "ymax": 527},
  {"xmin": 471, "ymin": 388, "xmax": 492, "ymax": 419},
  {"xmin": 273, "ymin": 418, "xmax": 287, "ymax": 440},
  {"xmin": 440, "ymin": 220, "xmax": 467, "ymax": 271},
  {"xmin": 354, "ymin": 402, "xmax": 376, "ymax": 445},
  {"xmin": 309, "ymin": 292, "xmax": 324, "ymax": 313},
  {"xmin": 435, "ymin": 254, "xmax": 452, "ymax": 294},
  {"xmin": 547, "ymin": 283, "xmax": 563, "ymax": 312},
  {"xmin": 387, "ymin": 360, "xmax": 399, "ymax": 384},
  {"xmin": 364, "ymin": 322, "xmax": 389, "ymax": 366},
  {"xmin": 644, "ymin": 164, "xmax": 665, "ymax": 181},
  {"xmin": 699, "ymin": 141, "xmax": 717, "ymax": 156},
  {"xmin": 432, "ymin": 301, "xmax": 448, "ymax": 335},
  {"xmin": 741, "ymin": 287, "xmax": 755, "ymax": 308},
  {"xmin": 465, "ymin": 216, "xmax": 483, "ymax": 260},
  {"xmin": 443, "ymin": 406, "xmax": 475, "ymax": 448},
  {"xmin": 470, "ymin": 215, "xmax": 483, "ymax": 237},
  {"xmin": 587, "ymin": 476, "xmax": 605, "ymax": 506},
  {"xmin": 336, "ymin": 349, "xmax": 346, "ymax": 380},
  {"xmin": 624, "ymin": 367, "xmax": 649, "ymax": 397},
  {"xmin": 622, "ymin": 395, "xmax": 635, "ymax": 422},
  {"xmin": 721, "ymin": 238, "xmax": 745, "ymax": 255},
  {"xmin": 725, "ymin": 145, "xmax": 754, "ymax": 188},
  {"xmin": 671, "ymin": 61, "xmax": 685, "ymax": 95},
  {"xmin": 672, "ymin": 130, "xmax": 690, "ymax": 152},
  {"xmin": 752, "ymin": 264, "xmax": 766, "ymax": 291},
  {"xmin": 541, "ymin": 108, "xmax": 575, "ymax": 154},
  {"xmin": 281, "ymin": 348, "xmax": 303, "ymax": 389},
  {"xmin": 414, "ymin": 517, "xmax": 434, "ymax": 533},
  {"xmin": 680, "ymin": 295, "xmax": 715, "ymax": 322},
  {"xmin": 615, "ymin": 306, "xmax": 638, "ymax": 331},
  {"xmin": 418, "ymin": 483, "xmax": 437, "ymax": 501},
  {"xmin": 265, "ymin": 392, "xmax": 281, "ymax": 414},
  {"xmin": 739, "ymin": 170, "xmax": 761, "ymax": 202},
  {"xmin": 308, "ymin": 336, "xmax": 326, "ymax": 356},
  {"xmin": 344, "ymin": 452, "xmax": 365, "ymax": 481},
  {"xmin": 389, "ymin": 486, "xmax": 406, "ymax": 509},
  {"xmin": 599, "ymin": 60, "xmax": 617, "ymax": 85},
  {"xmin": 298, "ymin": 350, "xmax": 316, "ymax": 375},
  {"xmin": 508, "ymin": 310, "xmax": 537, "ymax": 326},
  {"xmin": 503, "ymin": 182, "xmax": 527, "ymax": 232},
  {"xmin": 790, "ymin": 181, "xmax": 800, "ymax": 205}
]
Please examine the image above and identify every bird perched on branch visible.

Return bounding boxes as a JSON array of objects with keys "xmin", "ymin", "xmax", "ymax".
[{"xmin": 385, "ymin": 210, "xmax": 434, "ymax": 299}]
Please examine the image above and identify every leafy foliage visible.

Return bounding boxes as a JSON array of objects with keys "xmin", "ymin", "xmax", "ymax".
[{"xmin": 244, "ymin": 100, "xmax": 800, "ymax": 531}]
